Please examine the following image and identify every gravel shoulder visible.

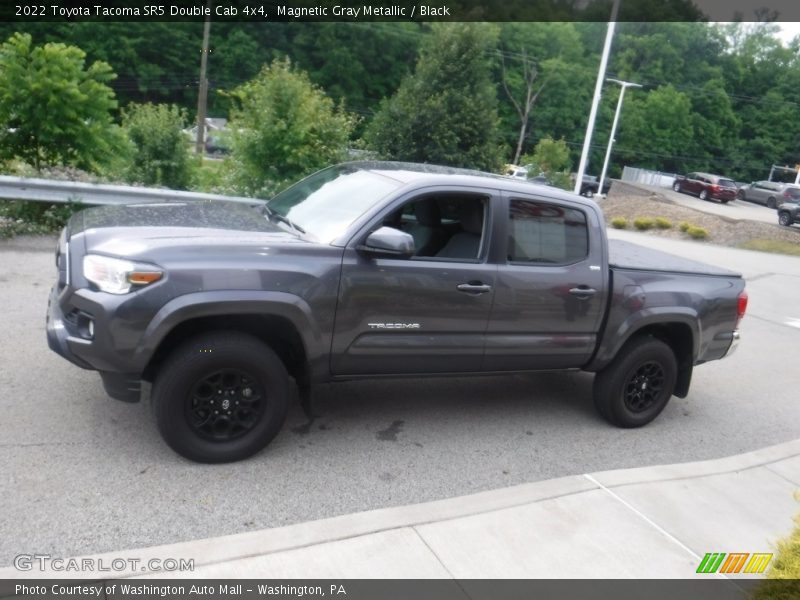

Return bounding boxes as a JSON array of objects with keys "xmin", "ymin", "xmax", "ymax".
[{"xmin": 599, "ymin": 183, "xmax": 800, "ymax": 248}]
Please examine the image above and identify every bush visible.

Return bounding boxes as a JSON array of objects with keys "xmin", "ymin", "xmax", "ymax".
[
  {"xmin": 122, "ymin": 103, "xmax": 193, "ymax": 190},
  {"xmin": 654, "ymin": 217, "xmax": 673, "ymax": 229},
  {"xmin": 610, "ymin": 217, "xmax": 628, "ymax": 229},
  {"xmin": 0, "ymin": 199, "xmax": 85, "ymax": 238},
  {"xmin": 678, "ymin": 221, "xmax": 691, "ymax": 232},
  {"xmin": 633, "ymin": 217, "xmax": 656, "ymax": 231},
  {"xmin": 686, "ymin": 226, "xmax": 709, "ymax": 239},
  {"xmin": 227, "ymin": 58, "xmax": 356, "ymax": 198}
]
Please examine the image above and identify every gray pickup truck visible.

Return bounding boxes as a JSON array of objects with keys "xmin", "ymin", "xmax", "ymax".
[{"xmin": 47, "ymin": 162, "xmax": 748, "ymax": 463}]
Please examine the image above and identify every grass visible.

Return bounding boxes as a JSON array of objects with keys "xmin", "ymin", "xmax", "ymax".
[
  {"xmin": 751, "ymin": 503, "xmax": 800, "ymax": 600},
  {"xmin": 740, "ymin": 239, "xmax": 800, "ymax": 256}
]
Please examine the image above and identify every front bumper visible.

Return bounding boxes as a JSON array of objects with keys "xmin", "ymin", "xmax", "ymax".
[{"xmin": 46, "ymin": 284, "xmax": 142, "ymax": 402}]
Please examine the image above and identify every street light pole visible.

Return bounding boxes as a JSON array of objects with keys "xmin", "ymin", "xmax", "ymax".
[
  {"xmin": 573, "ymin": 0, "xmax": 621, "ymax": 195},
  {"xmin": 195, "ymin": 4, "xmax": 212, "ymax": 156},
  {"xmin": 598, "ymin": 79, "xmax": 642, "ymax": 197}
]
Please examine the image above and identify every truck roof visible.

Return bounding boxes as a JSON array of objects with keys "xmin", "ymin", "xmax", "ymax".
[{"xmin": 346, "ymin": 161, "xmax": 595, "ymax": 208}]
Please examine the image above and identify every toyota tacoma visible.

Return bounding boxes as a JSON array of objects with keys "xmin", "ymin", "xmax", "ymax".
[{"xmin": 47, "ymin": 162, "xmax": 747, "ymax": 462}]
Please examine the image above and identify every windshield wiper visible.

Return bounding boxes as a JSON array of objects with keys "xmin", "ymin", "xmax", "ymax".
[{"xmin": 263, "ymin": 205, "xmax": 306, "ymax": 235}]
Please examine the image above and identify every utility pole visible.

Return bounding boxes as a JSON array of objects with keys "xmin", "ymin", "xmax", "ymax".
[
  {"xmin": 195, "ymin": 4, "xmax": 212, "ymax": 156},
  {"xmin": 574, "ymin": 0, "xmax": 621, "ymax": 195},
  {"xmin": 598, "ymin": 79, "xmax": 641, "ymax": 197}
]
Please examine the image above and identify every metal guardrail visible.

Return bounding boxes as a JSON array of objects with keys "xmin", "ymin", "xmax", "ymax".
[{"xmin": 0, "ymin": 175, "xmax": 264, "ymax": 206}]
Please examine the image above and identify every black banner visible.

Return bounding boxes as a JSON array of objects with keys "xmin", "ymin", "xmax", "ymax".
[
  {"xmin": 4, "ymin": 579, "xmax": 799, "ymax": 600},
  {"xmin": 3, "ymin": 0, "xmax": 800, "ymax": 22}
]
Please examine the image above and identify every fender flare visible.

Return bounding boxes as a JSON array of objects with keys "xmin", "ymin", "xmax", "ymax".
[
  {"xmin": 587, "ymin": 307, "xmax": 699, "ymax": 372},
  {"xmin": 131, "ymin": 290, "xmax": 325, "ymax": 372}
]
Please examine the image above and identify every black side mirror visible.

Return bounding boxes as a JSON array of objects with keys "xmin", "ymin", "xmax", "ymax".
[{"xmin": 358, "ymin": 226, "xmax": 415, "ymax": 258}]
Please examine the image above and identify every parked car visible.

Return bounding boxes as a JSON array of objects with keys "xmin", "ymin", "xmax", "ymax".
[
  {"xmin": 504, "ymin": 164, "xmax": 529, "ymax": 180},
  {"xmin": 47, "ymin": 161, "xmax": 747, "ymax": 462},
  {"xmin": 738, "ymin": 181, "xmax": 800, "ymax": 209},
  {"xmin": 672, "ymin": 172, "xmax": 737, "ymax": 203},
  {"xmin": 577, "ymin": 174, "xmax": 612, "ymax": 198},
  {"xmin": 777, "ymin": 194, "xmax": 800, "ymax": 227}
]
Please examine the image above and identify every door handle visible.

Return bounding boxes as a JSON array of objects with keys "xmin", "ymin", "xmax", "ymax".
[
  {"xmin": 569, "ymin": 286, "xmax": 597, "ymax": 298},
  {"xmin": 457, "ymin": 282, "xmax": 492, "ymax": 295}
]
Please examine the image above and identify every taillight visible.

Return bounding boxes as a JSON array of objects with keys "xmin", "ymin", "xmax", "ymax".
[
  {"xmin": 784, "ymin": 191, "xmax": 792, "ymax": 198},
  {"xmin": 736, "ymin": 290, "xmax": 748, "ymax": 329},
  {"xmin": 710, "ymin": 184, "xmax": 721, "ymax": 193}
]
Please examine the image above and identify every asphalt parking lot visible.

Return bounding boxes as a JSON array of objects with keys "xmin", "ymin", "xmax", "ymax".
[
  {"xmin": 1, "ymin": 231, "xmax": 799, "ymax": 566},
  {"xmin": 634, "ymin": 183, "xmax": 781, "ymax": 225}
]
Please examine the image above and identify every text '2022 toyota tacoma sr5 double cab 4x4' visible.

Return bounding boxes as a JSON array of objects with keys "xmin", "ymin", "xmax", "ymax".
[{"xmin": 47, "ymin": 162, "xmax": 748, "ymax": 463}]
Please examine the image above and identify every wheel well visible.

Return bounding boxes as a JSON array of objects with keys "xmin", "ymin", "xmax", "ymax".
[
  {"xmin": 632, "ymin": 323, "xmax": 694, "ymax": 398},
  {"xmin": 143, "ymin": 314, "xmax": 308, "ymax": 384}
]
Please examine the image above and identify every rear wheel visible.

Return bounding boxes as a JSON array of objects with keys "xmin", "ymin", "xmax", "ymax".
[
  {"xmin": 767, "ymin": 197, "xmax": 777, "ymax": 209},
  {"xmin": 152, "ymin": 331, "xmax": 290, "ymax": 463},
  {"xmin": 672, "ymin": 182, "xmax": 681, "ymax": 193},
  {"xmin": 779, "ymin": 211, "xmax": 793, "ymax": 227},
  {"xmin": 593, "ymin": 336, "xmax": 677, "ymax": 428},
  {"xmin": 721, "ymin": 199, "xmax": 730, "ymax": 204},
  {"xmin": 699, "ymin": 189, "xmax": 708, "ymax": 201}
]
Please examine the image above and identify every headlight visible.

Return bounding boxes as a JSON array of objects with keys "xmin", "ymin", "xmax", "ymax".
[{"xmin": 83, "ymin": 254, "xmax": 163, "ymax": 294}]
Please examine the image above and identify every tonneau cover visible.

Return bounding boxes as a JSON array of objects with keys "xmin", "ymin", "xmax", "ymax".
[{"xmin": 608, "ymin": 239, "xmax": 741, "ymax": 278}]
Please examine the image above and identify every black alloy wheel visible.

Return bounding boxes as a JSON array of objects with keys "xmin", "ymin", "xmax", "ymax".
[
  {"xmin": 186, "ymin": 369, "xmax": 265, "ymax": 441},
  {"xmin": 622, "ymin": 361, "xmax": 666, "ymax": 413}
]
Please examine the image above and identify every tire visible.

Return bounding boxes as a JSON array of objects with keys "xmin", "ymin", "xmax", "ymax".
[
  {"xmin": 152, "ymin": 331, "xmax": 290, "ymax": 463},
  {"xmin": 584, "ymin": 189, "xmax": 594, "ymax": 198},
  {"xmin": 779, "ymin": 211, "xmax": 793, "ymax": 227},
  {"xmin": 767, "ymin": 197, "xmax": 777, "ymax": 209},
  {"xmin": 593, "ymin": 336, "xmax": 677, "ymax": 428},
  {"xmin": 672, "ymin": 182, "xmax": 681, "ymax": 193},
  {"xmin": 699, "ymin": 189, "xmax": 708, "ymax": 201},
  {"xmin": 737, "ymin": 190, "xmax": 746, "ymax": 201},
  {"xmin": 721, "ymin": 199, "xmax": 730, "ymax": 204}
]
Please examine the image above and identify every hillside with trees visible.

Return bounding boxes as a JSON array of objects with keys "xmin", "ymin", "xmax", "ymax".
[{"xmin": 1, "ymin": 20, "xmax": 800, "ymax": 192}]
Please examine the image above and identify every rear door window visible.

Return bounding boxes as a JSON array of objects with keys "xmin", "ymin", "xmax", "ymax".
[{"xmin": 508, "ymin": 199, "xmax": 588, "ymax": 265}]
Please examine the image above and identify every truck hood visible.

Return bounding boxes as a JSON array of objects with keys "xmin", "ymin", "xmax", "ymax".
[{"xmin": 68, "ymin": 200, "xmax": 312, "ymax": 255}]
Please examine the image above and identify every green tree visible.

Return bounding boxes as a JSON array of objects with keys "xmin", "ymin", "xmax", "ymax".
[
  {"xmin": 365, "ymin": 23, "xmax": 503, "ymax": 172},
  {"xmin": 616, "ymin": 85, "xmax": 696, "ymax": 173},
  {"xmin": 0, "ymin": 32, "xmax": 122, "ymax": 171},
  {"xmin": 122, "ymin": 103, "xmax": 193, "ymax": 189},
  {"xmin": 226, "ymin": 58, "xmax": 356, "ymax": 197},
  {"xmin": 521, "ymin": 136, "xmax": 572, "ymax": 189}
]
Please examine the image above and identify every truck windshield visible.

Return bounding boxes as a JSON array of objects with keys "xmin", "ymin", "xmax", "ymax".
[{"xmin": 266, "ymin": 165, "xmax": 402, "ymax": 243}]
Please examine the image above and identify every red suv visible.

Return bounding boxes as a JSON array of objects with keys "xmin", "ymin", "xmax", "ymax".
[{"xmin": 672, "ymin": 172, "xmax": 737, "ymax": 204}]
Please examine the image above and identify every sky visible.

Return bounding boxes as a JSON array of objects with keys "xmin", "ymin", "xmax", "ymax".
[{"xmin": 777, "ymin": 22, "xmax": 800, "ymax": 44}]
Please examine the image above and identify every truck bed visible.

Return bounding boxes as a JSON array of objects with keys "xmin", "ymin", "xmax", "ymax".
[{"xmin": 608, "ymin": 239, "xmax": 741, "ymax": 278}]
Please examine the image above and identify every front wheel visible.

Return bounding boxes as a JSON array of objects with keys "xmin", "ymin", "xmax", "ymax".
[
  {"xmin": 593, "ymin": 336, "xmax": 677, "ymax": 428},
  {"xmin": 737, "ymin": 190, "xmax": 746, "ymax": 201},
  {"xmin": 699, "ymin": 189, "xmax": 708, "ymax": 201},
  {"xmin": 583, "ymin": 188, "xmax": 594, "ymax": 198},
  {"xmin": 779, "ymin": 211, "xmax": 793, "ymax": 227},
  {"xmin": 672, "ymin": 182, "xmax": 682, "ymax": 193},
  {"xmin": 152, "ymin": 332, "xmax": 290, "ymax": 463}
]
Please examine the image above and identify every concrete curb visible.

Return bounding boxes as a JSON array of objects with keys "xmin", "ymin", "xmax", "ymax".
[{"xmin": 4, "ymin": 439, "xmax": 798, "ymax": 579}]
